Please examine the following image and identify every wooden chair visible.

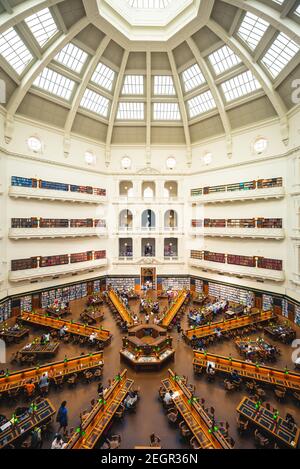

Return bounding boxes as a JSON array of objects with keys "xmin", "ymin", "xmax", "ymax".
[
  {"xmin": 101, "ymin": 434, "xmax": 121, "ymax": 449},
  {"xmin": 115, "ymin": 403, "xmax": 125, "ymax": 419},
  {"xmin": 224, "ymin": 379, "xmax": 237, "ymax": 391},
  {"xmin": 67, "ymin": 373, "xmax": 78, "ymax": 387},
  {"xmin": 179, "ymin": 420, "xmax": 192, "ymax": 439},
  {"xmin": 254, "ymin": 429, "xmax": 269, "ymax": 448},
  {"xmin": 190, "ymin": 436, "xmax": 201, "ymax": 449},
  {"xmin": 274, "ymin": 386, "xmax": 286, "ymax": 401},
  {"xmin": 255, "ymin": 387, "xmax": 266, "ymax": 401},
  {"xmin": 93, "ymin": 368, "xmax": 103, "ymax": 379},
  {"xmin": 236, "ymin": 414, "xmax": 249, "ymax": 434},
  {"xmin": 167, "ymin": 408, "xmax": 179, "ymax": 424},
  {"xmin": 53, "ymin": 375, "xmax": 64, "ymax": 389}
]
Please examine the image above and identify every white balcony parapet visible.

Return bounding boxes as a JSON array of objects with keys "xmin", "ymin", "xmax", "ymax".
[
  {"xmin": 190, "ymin": 227, "xmax": 285, "ymax": 239},
  {"xmin": 291, "ymin": 273, "xmax": 300, "ymax": 286},
  {"xmin": 190, "ymin": 186, "xmax": 285, "ymax": 204},
  {"xmin": 113, "ymin": 256, "xmax": 184, "ymax": 265},
  {"xmin": 9, "ymin": 227, "xmax": 107, "ymax": 240},
  {"xmin": 189, "ymin": 258, "xmax": 285, "ymax": 282},
  {"xmin": 291, "ymin": 229, "xmax": 300, "ymax": 240},
  {"xmin": 9, "ymin": 258, "xmax": 108, "ymax": 283},
  {"xmin": 113, "ymin": 196, "xmax": 183, "ymax": 205},
  {"xmin": 9, "ymin": 186, "xmax": 107, "ymax": 204},
  {"xmin": 0, "ymin": 229, "xmax": 3, "ymax": 239},
  {"xmin": 0, "ymin": 182, "xmax": 3, "ymax": 195},
  {"xmin": 116, "ymin": 226, "xmax": 183, "ymax": 235}
]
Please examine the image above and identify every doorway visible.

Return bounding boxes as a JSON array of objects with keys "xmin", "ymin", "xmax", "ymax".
[{"xmin": 141, "ymin": 267, "xmax": 156, "ymax": 290}]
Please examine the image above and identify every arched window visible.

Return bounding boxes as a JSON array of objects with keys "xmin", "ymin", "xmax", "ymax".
[
  {"xmin": 141, "ymin": 209, "xmax": 156, "ymax": 229},
  {"xmin": 119, "ymin": 209, "xmax": 133, "ymax": 230},
  {"xmin": 142, "ymin": 181, "xmax": 155, "ymax": 199},
  {"xmin": 164, "ymin": 210, "xmax": 178, "ymax": 229}
]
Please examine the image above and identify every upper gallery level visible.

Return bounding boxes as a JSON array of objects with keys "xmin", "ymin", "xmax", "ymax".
[
  {"xmin": 190, "ymin": 178, "xmax": 285, "ymax": 204},
  {"xmin": 190, "ymin": 218, "xmax": 284, "ymax": 239},
  {"xmin": 9, "ymin": 177, "xmax": 107, "ymax": 204}
]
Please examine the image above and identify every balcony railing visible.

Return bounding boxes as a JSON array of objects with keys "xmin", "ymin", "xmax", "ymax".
[{"xmin": 190, "ymin": 218, "xmax": 284, "ymax": 239}]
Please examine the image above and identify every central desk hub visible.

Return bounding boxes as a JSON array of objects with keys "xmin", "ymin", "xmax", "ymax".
[{"xmin": 120, "ymin": 324, "xmax": 175, "ymax": 370}]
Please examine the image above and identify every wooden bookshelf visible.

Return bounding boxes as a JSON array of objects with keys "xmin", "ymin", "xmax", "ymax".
[
  {"xmin": 257, "ymin": 257, "xmax": 283, "ymax": 271},
  {"xmin": 191, "ymin": 178, "xmax": 283, "ymax": 197},
  {"xmin": 204, "ymin": 251, "xmax": 225, "ymax": 263},
  {"xmin": 227, "ymin": 254, "xmax": 256, "ymax": 267},
  {"xmin": 191, "ymin": 250, "xmax": 202, "ymax": 260},
  {"xmin": 11, "ymin": 251, "xmax": 106, "ymax": 271},
  {"xmin": 40, "ymin": 255, "xmax": 69, "ymax": 268},
  {"xmin": 11, "ymin": 176, "xmax": 106, "ymax": 196},
  {"xmin": 11, "ymin": 257, "xmax": 38, "ymax": 271}
]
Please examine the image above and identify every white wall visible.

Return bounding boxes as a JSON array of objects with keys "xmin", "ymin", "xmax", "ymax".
[{"xmin": 0, "ymin": 108, "xmax": 299, "ymax": 302}]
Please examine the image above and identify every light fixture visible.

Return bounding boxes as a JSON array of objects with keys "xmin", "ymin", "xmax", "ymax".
[
  {"xmin": 27, "ymin": 136, "xmax": 42, "ymax": 153},
  {"xmin": 202, "ymin": 152, "xmax": 212, "ymax": 165},
  {"xmin": 166, "ymin": 156, "xmax": 176, "ymax": 169},
  {"xmin": 253, "ymin": 137, "xmax": 268, "ymax": 155},
  {"xmin": 121, "ymin": 156, "xmax": 131, "ymax": 169},
  {"xmin": 85, "ymin": 151, "xmax": 95, "ymax": 165}
]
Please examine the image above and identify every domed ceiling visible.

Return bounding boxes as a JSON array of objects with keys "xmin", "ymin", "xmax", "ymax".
[{"xmin": 0, "ymin": 0, "xmax": 299, "ymax": 155}]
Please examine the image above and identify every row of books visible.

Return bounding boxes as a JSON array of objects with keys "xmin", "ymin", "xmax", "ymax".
[
  {"xmin": 11, "ymin": 218, "xmax": 106, "ymax": 228},
  {"xmin": 191, "ymin": 177, "xmax": 283, "ymax": 196},
  {"xmin": 21, "ymin": 295, "xmax": 32, "ymax": 313},
  {"xmin": 11, "ymin": 176, "xmax": 106, "ymax": 196},
  {"xmin": 11, "ymin": 250, "xmax": 106, "ymax": 271},
  {"xmin": 191, "ymin": 218, "xmax": 282, "ymax": 229},
  {"xmin": 107, "ymin": 277, "xmax": 136, "ymax": 290},
  {"xmin": 208, "ymin": 282, "xmax": 254, "ymax": 306},
  {"xmin": 190, "ymin": 250, "xmax": 283, "ymax": 271},
  {"xmin": 0, "ymin": 300, "xmax": 11, "ymax": 323},
  {"xmin": 41, "ymin": 283, "xmax": 88, "ymax": 308},
  {"xmin": 161, "ymin": 277, "xmax": 190, "ymax": 290}
]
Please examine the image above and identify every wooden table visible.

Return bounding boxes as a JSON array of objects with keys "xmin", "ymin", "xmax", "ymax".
[
  {"xmin": 108, "ymin": 290, "xmax": 134, "ymax": 326},
  {"xmin": 0, "ymin": 352, "xmax": 104, "ymax": 394},
  {"xmin": 184, "ymin": 310, "xmax": 275, "ymax": 342},
  {"xmin": 82, "ymin": 310, "xmax": 104, "ymax": 324},
  {"xmin": 19, "ymin": 341, "xmax": 60, "ymax": 356},
  {"xmin": 46, "ymin": 308, "xmax": 69, "ymax": 318},
  {"xmin": 235, "ymin": 338, "xmax": 275, "ymax": 361},
  {"xmin": 236, "ymin": 396, "xmax": 299, "ymax": 449},
  {"xmin": 20, "ymin": 312, "xmax": 112, "ymax": 344},
  {"xmin": 264, "ymin": 324, "xmax": 296, "ymax": 343},
  {"xmin": 0, "ymin": 327, "xmax": 30, "ymax": 343},
  {"xmin": 0, "ymin": 398, "xmax": 55, "ymax": 448},
  {"xmin": 161, "ymin": 369, "xmax": 232, "ymax": 449},
  {"xmin": 161, "ymin": 290, "xmax": 187, "ymax": 328},
  {"xmin": 65, "ymin": 369, "xmax": 134, "ymax": 449},
  {"xmin": 193, "ymin": 351, "xmax": 300, "ymax": 392}
]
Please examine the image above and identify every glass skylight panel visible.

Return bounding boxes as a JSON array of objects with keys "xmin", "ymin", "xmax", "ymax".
[
  {"xmin": 294, "ymin": 5, "xmax": 300, "ymax": 17},
  {"xmin": 91, "ymin": 62, "xmax": 115, "ymax": 91},
  {"xmin": 208, "ymin": 45, "xmax": 241, "ymax": 75},
  {"xmin": 153, "ymin": 75, "xmax": 175, "ymax": 95},
  {"xmin": 261, "ymin": 33, "xmax": 299, "ymax": 78},
  {"xmin": 127, "ymin": 0, "xmax": 172, "ymax": 7},
  {"xmin": 33, "ymin": 67, "xmax": 75, "ymax": 100},
  {"xmin": 25, "ymin": 8, "xmax": 58, "ymax": 47},
  {"xmin": 272, "ymin": 0, "xmax": 284, "ymax": 4},
  {"xmin": 187, "ymin": 90, "xmax": 216, "ymax": 118},
  {"xmin": 237, "ymin": 12, "xmax": 269, "ymax": 50},
  {"xmin": 0, "ymin": 27, "xmax": 33, "ymax": 74},
  {"xmin": 80, "ymin": 89, "xmax": 110, "ymax": 117},
  {"xmin": 221, "ymin": 70, "xmax": 261, "ymax": 102},
  {"xmin": 117, "ymin": 102, "xmax": 144, "ymax": 120},
  {"xmin": 153, "ymin": 102, "xmax": 181, "ymax": 120},
  {"xmin": 54, "ymin": 43, "xmax": 88, "ymax": 73},
  {"xmin": 122, "ymin": 75, "xmax": 144, "ymax": 94},
  {"xmin": 181, "ymin": 64, "xmax": 205, "ymax": 92}
]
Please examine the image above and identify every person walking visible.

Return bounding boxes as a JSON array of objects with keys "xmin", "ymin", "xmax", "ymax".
[{"xmin": 56, "ymin": 401, "xmax": 68, "ymax": 436}]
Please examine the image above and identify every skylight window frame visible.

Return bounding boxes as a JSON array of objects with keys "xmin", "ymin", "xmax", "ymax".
[
  {"xmin": 153, "ymin": 75, "xmax": 176, "ymax": 95},
  {"xmin": 220, "ymin": 69, "xmax": 262, "ymax": 103},
  {"xmin": 54, "ymin": 43, "xmax": 88, "ymax": 74},
  {"xmin": 33, "ymin": 66, "xmax": 76, "ymax": 101},
  {"xmin": 91, "ymin": 61, "xmax": 116, "ymax": 92},
  {"xmin": 80, "ymin": 88, "xmax": 110, "ymax": 118},
  {"xmin": 181, "ymin": 63, "xmax": 206, "ymax": 93},
  {"xmin": 153, "ymin": 102, "xmax": 181, "ymax": 121},
  {"xmin": 117, "ymin": 102, "xmax": 145, "ymax": 120},
  {"xmin": 187, "ymin": 90, "xmax": 216, "ymax": 119},
  {"xmin": 122, "ymin": 75, "xmax": 144, "ymax": 95},
  {"xmin": 260, "ymin": 32, "xmax": 299, "ymax": 79},
  {"xmin": 294, "ymin": 5, "xmax": 300, "ymax": 17},
  {"xmin": 126, "ymin": 0, "xmax": 172, "ymax": 8},
  {"xmin": 208, "ymin": 45, "xmax": 242, "ymax": 76},
  {"xmin": 0, "ymin": 26, "xmax": 33, "ymax": 76},
  {"xmin": 25, "ymin": 7, "xmax": 59, "ymax": 49},
  {"xmin": 237, "ymin": 12, "xmax": 269, "ymax": 51}
]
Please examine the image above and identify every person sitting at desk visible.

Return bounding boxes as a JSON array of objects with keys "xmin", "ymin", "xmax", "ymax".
[
  {"xmin": 24, "ymin": 379, "xmax": 35, "ymax": 399},
  {"xmin": 124, "ymin": 391, "xmax": 138, "ymax": 410},
  {"xmin": 51, "ymin": 434, "xmax": 67, "ymax": 449},
  {"xmin": 145, "ymin": 313, "xmax": 150, "ymax": 324},
  {"xmin": 132, "ymin": 314, "xmax": 139, "ymax": 325},
  {"xmin": 39, "ymin": 373, "xmax": 49, "ymax": 395},
  {"xmin": 59, "ymin": 325, "xmax": 68, "ymax": 338},
  {"xmin": 214, "ymin": 327, "xmax": 222, "ymax": 339},
  {"xmin": 230, "ymin": 369, "xmax": 241, "ymax": 385},
  {"xmin": 206, "ymin": 364, "xmax": 216, "ymax": 381},
  {"xmin": 163, "ymin": 390, "xmax": 174, "ymax": 405},
  {"xmin": 88, "ymin": 332, "xmax": 97, "ymax": 344},
  {"xmin": 44, "ymin": 332, "xmax": 51, "ymax": 343}
]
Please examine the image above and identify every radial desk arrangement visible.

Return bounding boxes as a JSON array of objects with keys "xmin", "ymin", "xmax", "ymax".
[
  {"xmin": 0, "ymin": 352, "xmax": 104, "ymax": 395},
  {"xmin": 65, "ymin": 369, "xmax": 134, "ymax": 449},
  {"xmin": 184, "ymin": 310, "xmax": 275, "ymax": 343},
  {"xmin": 19, "ymin": 312, "xmax": 112, "ymax": 345},
  {"xmin": 161, "ymin": 290, "xmax": 188, "ymax": 328},
  {"xmin": 161, "ymin": 369, "xmax": 233, "ymax": 449},
  {"xmin": 107, "ymin": 290, "xmax": 134, "ymax": 327},
  {"xmin": 193, "ymin": 351, "xmax": 300, "ymax": 393}
]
